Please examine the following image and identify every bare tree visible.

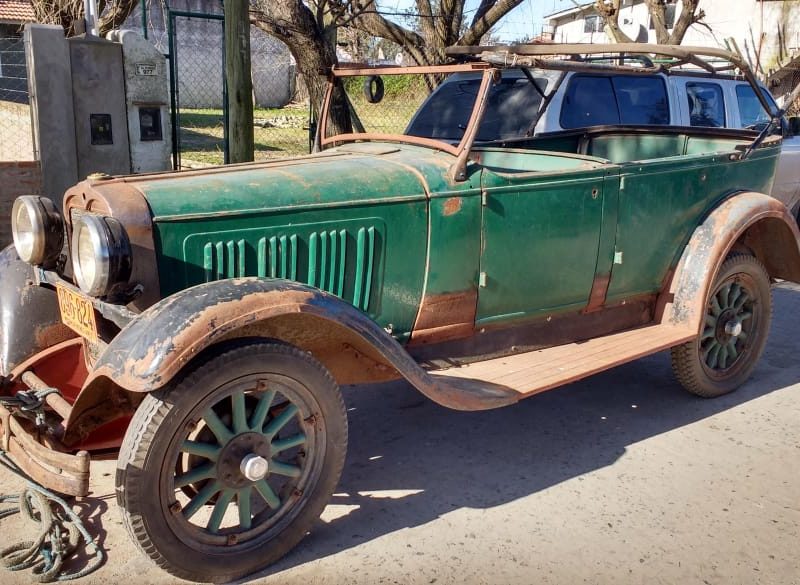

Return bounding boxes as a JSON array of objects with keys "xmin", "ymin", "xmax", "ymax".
[
  {"xmin": 30, "ymin": 0, "xmax": 140, "ymax": 37},
  {"xmin": 594, "ymin": 0, "xmax": 705, "ymax": 45},
  {"xmin": 251, "ymin": 1, "xmax": 523, "ymax": 127}
]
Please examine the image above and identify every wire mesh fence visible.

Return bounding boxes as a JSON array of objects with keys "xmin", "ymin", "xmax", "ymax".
[
  {"xmin": 0, "ymin": 36, "xmax": 34, "ymax": 162},
  {"xmin": 331, "ymin": 74, "xmax": 430, "ymax": 139},
  {"xmin": 129, "ymin": 0, "xmax": 307, "ymax": 168}
]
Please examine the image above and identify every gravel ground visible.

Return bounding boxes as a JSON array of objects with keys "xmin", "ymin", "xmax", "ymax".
[{"xmin": 1, "ymin": 285, "xmax": 799, "ymax": 585}]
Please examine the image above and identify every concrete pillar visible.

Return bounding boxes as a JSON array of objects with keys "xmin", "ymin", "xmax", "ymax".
[
  {"xmin": 24, "ymin": 24, "xmax": 78, "ymax": 211},
  {"xmin": 69, "ymin": 36, "xmax": 131, "ymax": 179}
]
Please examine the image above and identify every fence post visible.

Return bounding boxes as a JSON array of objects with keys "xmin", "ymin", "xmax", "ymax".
[{"xmin": 224, "ymin": 0, "xmax": 253, "ymax": 162}]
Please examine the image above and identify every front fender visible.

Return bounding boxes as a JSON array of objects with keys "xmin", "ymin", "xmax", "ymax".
[
  {"xmin": 658, "ymin": 191, "xmax": 800, "ymax": 331},
  {"xmin": 66, "ymin": 278, "xmax": 517, "ymax": 440}
]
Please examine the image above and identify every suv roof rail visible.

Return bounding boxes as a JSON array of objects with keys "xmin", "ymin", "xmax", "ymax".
[{"xmin": 446, "ymin": 43, "xmax": 774, "ymax": 122}]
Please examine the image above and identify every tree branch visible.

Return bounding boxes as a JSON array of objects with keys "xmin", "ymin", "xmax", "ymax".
[
  {"xmin": 594, "ymin": 0, "xmax": 634, "ymax": 44},
  {"xmin": 668, "ymin": 0, "xmax": 705, "ymax": 45},
  {"xmin": 458, "ymin": 0, "xmax": 523, "ymax": 46}
]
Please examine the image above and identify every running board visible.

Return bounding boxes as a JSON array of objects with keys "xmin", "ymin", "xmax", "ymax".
[{"xmin": 427, "ymin": 324, "xmax": 696, "ymax": 408}]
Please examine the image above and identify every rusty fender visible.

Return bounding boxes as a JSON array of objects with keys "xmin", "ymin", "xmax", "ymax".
[
  {"xmin": 657, "ymin": 191, "xmax": 800, "ymax": 332},
  {"xmin": 65, "ymin": 278, "xmax": 518, "ymax": 442},
  {"xmin": 0, "ymin": 245, "xmax": 75, "ymax": 383}
]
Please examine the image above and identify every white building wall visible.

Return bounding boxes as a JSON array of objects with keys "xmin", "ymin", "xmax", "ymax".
[{"xmin": 549, "ymin": 1, "xmax": 800, "ymax": 74}]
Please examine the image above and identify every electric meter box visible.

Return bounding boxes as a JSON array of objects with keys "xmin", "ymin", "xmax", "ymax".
[
  {"xmin": 24, "ymin": 25, "xmax": 172, "ymax": 204},
  {"xmin": 107, "ymin": 30, "xmax": 172, "ymax": 173},
  {"xmin": 69, "ymin": 36, "xmax": 131, "ymax": 179}
]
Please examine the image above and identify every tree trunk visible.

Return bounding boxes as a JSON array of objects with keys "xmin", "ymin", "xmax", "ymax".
[
  {"xmin": 225, "ymin": 0, "xmax": 254, "ymax": 163},
  {"xmin": 252, "ymin": 1, "xmax": 351, "ymax": 142}
]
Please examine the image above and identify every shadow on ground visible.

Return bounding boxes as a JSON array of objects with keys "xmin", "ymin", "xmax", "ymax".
[{"xmin": 242, "ymin": 284, "xmax": 800, "ymax": 582}]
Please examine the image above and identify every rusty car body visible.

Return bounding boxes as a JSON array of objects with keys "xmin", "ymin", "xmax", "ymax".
[{"xmin": 1, "ymin": 43, "xmax": 799, "ymax": 582}]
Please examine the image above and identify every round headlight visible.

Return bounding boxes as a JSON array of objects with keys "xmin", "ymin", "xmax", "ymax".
[
  {"xmin": 11, "ymin": 196, "xmax": 63, "ymax": 265},
  {"xmin": 71, "ymin": 214, "xmax": 132, "ymax": 297}
]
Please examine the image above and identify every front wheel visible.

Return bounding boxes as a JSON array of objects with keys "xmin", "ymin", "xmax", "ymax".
[
  {"xmin": 671, "ymin": 254, "xmax": 772, "ymax": 398},
  {"xmin": 116, "ymin": 340, "xmax": 347, "ymax": 582}
]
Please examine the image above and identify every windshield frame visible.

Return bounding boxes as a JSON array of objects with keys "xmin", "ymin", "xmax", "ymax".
[{"xmin": 319, "ymin": 62, "xmax": 495, "ymax": 160}]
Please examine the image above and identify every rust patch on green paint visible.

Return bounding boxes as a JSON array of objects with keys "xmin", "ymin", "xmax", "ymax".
[{"xmin": 442, "ymin": 197, "xmax": 463, "ymax": 216}]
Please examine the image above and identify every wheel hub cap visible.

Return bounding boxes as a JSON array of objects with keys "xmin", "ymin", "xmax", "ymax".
[
  {"xmin": 724, "ymin": 319, "xmax": 743, "ymax": 338},
  {"xmin": 217, "ymin": 432, "xmax": 272, "ymax": 488},
  {"xmin": 240, "ymin": 454, "xmax": 269, "ymax": 481}
]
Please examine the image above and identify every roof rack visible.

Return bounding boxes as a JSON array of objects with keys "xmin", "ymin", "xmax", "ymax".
[{"xmin": 445, "ymin": 43, "xmax": 771, "ymax": 116}]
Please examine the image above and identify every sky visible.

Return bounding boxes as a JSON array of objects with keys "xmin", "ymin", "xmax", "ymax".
[{"xmin": 380, "ymin": 0, "xmax": 579, "ymax": 42}]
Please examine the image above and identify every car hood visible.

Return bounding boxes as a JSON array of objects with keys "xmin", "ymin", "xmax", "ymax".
[{"xmin": 132, "ymin": 143, "xmax": 464, "ymax": 221}]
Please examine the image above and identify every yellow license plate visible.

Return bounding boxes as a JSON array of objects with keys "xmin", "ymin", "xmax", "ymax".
[{"xmin": 56, "ymin": 285, "xmax": 98, "ymax": 342}]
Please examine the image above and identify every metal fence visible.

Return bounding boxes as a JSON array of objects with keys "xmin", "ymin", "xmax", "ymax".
[
  {"xmin": 0, "ymin": 36, "xmax": 34, "ymax": 162},
  {"xmin": 132, "ymin": 0, "xmax": 308, "ymax": 168}
]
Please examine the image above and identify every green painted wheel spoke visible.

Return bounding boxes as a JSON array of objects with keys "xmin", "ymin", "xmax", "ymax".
[
  {"xmin": 238, "ymin": 488, "xmax": 252, "ymax": 530},
  {"xmin": 181, "ymin": 440, "xmax": 221, "ymax": 462},
  {"xmin": 263, "ymin": 404, "xmax": 298, "ymax": 437},
  {"xmin": 254, "ymin": 480, "xmax": 281, "ymax": 509},
  {"xmin": 702, "ymin": 339, "xmax": 717, "ymax": 358},
  {"xmin": 739, "ymin": 310, "xmax": 753, "ymax": 322},
  {"xmin": 707, "ymin": 344, "xmax": 722, "ymax": 369},
  {"xmin": 727, "ymin": 341, "xmax": 738, "ymax": 360},
  {"xmin": 733, "ymin": 293, "xmax": 750, "ymax": 310},
  {"xmin": 718, "ymin": 345, "xmax": 729, "ymax": 369},
  {"xmin": 728, "ymin": 283, "xmax": 742, "ymax": 307},
  {"xmin": 250, "ymin": 388, "xmax": 276, "ymax": 431},
  {"xmin": 203, "ymin": 408, "xmax": 233, "ymax": 444},
  {"xmin": 718, "ymin": 284, "xmax": 731, "ymax": 309},
  {"xmin": 207, "ymin": 489, "xmax": 236, "ymax": 534},
  {"xmin": 182, "ymin": 480, "xmax": 221, "ymax": 521},
  {"xmin": 269, "ymin": 460, "xmax": 302, "ymax": 478},
  {"xmin": 738, "ymin": 330, "xmax": 748, "ymax": 341},
  {"xmin": 271, "ymin": 433, "xmax": 307, "ymax": 454},
  {"xmin": 701, "ymin": 327, "xmax": 715, "ymax": 340},
  {"xmin": 232, "ymin": 391, "xmax": 248, "ymax": 434},
  {"xmin": 710, "ymin": 296, "xmax": 722, "ymax": 316},
  {"xmin": 704, "ymin": 314, "xmax": 716, "ymax": 327},
  {"xmin": 175, "ymin": 462, "xmax": 216, "ymax": 489}
]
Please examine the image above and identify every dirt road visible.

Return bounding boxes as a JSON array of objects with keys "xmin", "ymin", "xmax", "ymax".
[{"xmin": 2, "ymin": 285, "xmax": 799, "ymax": 585}]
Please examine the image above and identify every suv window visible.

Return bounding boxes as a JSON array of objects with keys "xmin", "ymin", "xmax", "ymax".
[
  {"xmin": 687, "ymin": 82, "xmax": 725, "ymax": 127},
  {"xmin": 406, "ymin": 74, "xmax": 546, "ymax": 142},
  {"xmin": 560, "ymin": 75, "xmax": 669, "ymax": 129},
  {"xmin": 735, "ymin": 84, "xmax": 774, "ymax": 128}
]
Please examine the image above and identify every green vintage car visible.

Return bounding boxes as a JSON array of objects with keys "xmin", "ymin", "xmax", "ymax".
[{"xmin": 1, "ymin": 44, "xmax": 799, "ymax": 581}]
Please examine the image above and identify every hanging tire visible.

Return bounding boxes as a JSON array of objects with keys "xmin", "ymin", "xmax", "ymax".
[
  {"xmin": 671, "ymin": 253, "xmax": 772, "ymax": 398},
  {"xmin": 363, "ymin": 75, "xmax": 385, "ymax": 103},
  {"xmin": 116, "ymin": 339, "xmax": 347, "ymax": 582}
]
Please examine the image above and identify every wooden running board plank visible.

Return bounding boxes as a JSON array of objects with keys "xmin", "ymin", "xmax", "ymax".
[
  {"xmin": 431, "ymin": 324, "xmax": 695, "ymax": 398},
  {"xmin": 496, "ymin": 326, "xmax": 686, "ymax": 387}
]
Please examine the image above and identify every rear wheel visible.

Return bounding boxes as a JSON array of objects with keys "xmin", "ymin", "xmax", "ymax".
[
  {"xmin": 671, "ymin": 254, "xmax": 772, "ymax": 397},
  {"xmin": 116, "ymin": 340, "xmax": 347, "ymax": 582}
]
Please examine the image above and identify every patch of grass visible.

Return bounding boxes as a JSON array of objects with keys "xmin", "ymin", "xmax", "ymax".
[{"xmin": 177, "ymin": 107, "xmax": 311, "ymax": 167}]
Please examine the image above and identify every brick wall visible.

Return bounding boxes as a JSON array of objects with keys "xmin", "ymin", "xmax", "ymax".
[{"xmin": 0, "ymin": 161, "xmax": 42, "ymax": 247}]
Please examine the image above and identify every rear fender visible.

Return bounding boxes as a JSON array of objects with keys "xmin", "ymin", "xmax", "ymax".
[
  {"xmin": 657, "ymin": 191, "xmax": 800, "ymax": 332},
  {"xmin": 64, "ymin": 278, "xmax": 518, "ymax": 444}
]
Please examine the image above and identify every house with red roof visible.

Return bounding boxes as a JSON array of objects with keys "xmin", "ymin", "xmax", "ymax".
[{"xmin": 0, "ymin": 0, "xmax": 35, "ymax": 103}]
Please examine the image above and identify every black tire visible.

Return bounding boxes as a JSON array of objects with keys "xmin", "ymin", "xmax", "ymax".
[
  {"xmin": 363, "ymin": 75, "xmax": 385, "ymax": 103},
  {"xmin": 116, "ymin": 340, "xmax": 347, "ymax": 582},
  {"xmin": 671, "ymin": 254, "xmax": 772, "ymax": 397}
]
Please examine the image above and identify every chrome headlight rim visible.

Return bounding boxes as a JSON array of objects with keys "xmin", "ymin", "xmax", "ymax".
[
  {"xmin": 71, "ymin": 214, "xmax": 132, "ymax": 297},
  {"xmin": 11, "ymin": 195, "xmax": 63, "ymax": 265}
]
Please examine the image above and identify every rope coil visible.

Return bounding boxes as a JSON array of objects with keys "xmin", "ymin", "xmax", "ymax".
[{"xmin": 0, "ymin": 449, "xmax": 104, "ymax": 582}]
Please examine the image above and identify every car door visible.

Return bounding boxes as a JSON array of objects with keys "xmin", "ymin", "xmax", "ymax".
[{"xmin": 475, "ymin": 152, "xmax": 612, "ymax": 325}]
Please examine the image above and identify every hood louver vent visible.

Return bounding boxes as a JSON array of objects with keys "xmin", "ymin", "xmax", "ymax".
[{"xmin": 198, "ymin": 224, "xmax": 379, "ymax": 312}]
